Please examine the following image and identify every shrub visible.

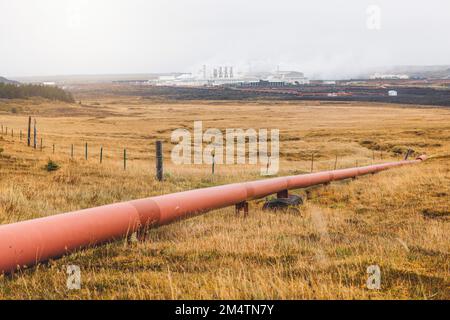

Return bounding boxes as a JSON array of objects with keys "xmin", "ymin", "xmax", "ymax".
[
  {"xmin": 45, "ymin": 160, "xmax": 60, "ymax": 172},
  {"xmin": 0, "ymin": 83, "xmax": 74, "ymax": 103}
]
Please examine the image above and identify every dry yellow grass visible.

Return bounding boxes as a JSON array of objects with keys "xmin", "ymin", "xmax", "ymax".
[{"xmin": 0, "ymin": 97, "xmax": 449, "ymax": 299}]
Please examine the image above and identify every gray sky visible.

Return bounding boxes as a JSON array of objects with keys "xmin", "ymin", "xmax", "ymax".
[{"xmin": 1, "ymin": 0, "xmax": 449, "ymax": 78}]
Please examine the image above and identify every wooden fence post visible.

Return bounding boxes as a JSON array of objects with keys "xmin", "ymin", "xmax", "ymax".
[
  {"xmin": 71, "ymin": 144, "xmax": 74, "ymax": 159},
  {"xmin": 156, "ymin": 141, "xmax": 163, "ymax": 181},
  {"xmin": 85, "ymin": 142, "xmax": 88, "ymax": 160},
  {"xmin": 123, "ymin": 149, "xmax": 127, "ymax": 170},
  {"xmin": 27, "ymin": 116, "xmax": 31, "ymax": 147},
  {"xmin": 33, "ymin": 119, "xmax": 37, "ymax": 149},
  {"xmin": 404, "ymin": 149, "xmax": 412, "ymax": 160},
  {"xmin": 211, "ymin": 150, "xmax": 215, "ymax": 175},
  {"xmin": 40, "ymin": 138, "xmax": 43, "ymax": 151},
  {"xmin": 100, "ymin": 146, "xmax": 103, "ymax": 164},
  {"xmin": 53, "ymin": 144, "xmax": 55, "ymax": 154}
]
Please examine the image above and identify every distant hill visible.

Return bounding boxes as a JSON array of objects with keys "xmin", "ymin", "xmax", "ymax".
[
  {"xmin": 0, "ymin": 76, "xmax": 19, "ymax": 84},
  {"xmin": 365, "ymin": 65, "xmax": 450, "ymax": 80},
  {"xmin": 12, "ymin": 73, "xmax": 169, "ymax": 84},
  {"xmin": 388, "ymin": 65, "xmax": 450, "ymax": 79}
]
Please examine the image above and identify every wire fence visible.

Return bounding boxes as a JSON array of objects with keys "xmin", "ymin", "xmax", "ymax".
[{"xmin": 0, "ymin": 117, "xmax": 409, "ymax": 178}]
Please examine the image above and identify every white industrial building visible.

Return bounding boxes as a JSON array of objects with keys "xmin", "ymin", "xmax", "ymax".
[
  {"xmin": 370, "ymin": 73, "xmax": 409, "ymax": 80},
  {"xmin": 388, "ymin": 90, "xmax": 398, "ymax": 96},
  {"xmin": 269, "ymin": 70, "xmax": 309, "ymax": 85},
  {"xmin": 146, "ymin": 65, "xmax": 309, "ymax": 87}
]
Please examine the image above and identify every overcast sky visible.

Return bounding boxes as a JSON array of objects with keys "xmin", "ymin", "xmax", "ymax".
[{"xmin": 1, "ymin": 0, "xmax": 449, "ymax": 79}]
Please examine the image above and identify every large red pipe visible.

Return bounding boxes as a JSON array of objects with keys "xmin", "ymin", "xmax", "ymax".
[{"xmin": 0, "ymin": 156, "xmax": 427, "ymax": 274}]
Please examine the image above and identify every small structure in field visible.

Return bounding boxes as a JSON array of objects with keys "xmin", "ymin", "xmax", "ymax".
[{"xmin": 388, "ymin": 90, "xmax": 398, "ymax": 96}]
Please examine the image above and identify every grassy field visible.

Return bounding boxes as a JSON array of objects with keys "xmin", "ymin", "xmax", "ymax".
[{"xmin": 0, "ymin": 97, "xmax": 449, "ymax": 299}]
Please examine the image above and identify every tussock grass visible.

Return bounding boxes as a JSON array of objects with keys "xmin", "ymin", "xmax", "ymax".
[{"xmin": 0, "ymin": 98, "xmax": 448, "ymax": 299}]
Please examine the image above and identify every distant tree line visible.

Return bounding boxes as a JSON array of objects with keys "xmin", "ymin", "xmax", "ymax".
[{"xmin": 0, "ymin": 83, "xmax": 74, "ymax": 102}]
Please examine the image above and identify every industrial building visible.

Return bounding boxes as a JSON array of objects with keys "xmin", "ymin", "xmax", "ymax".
[
  {"xmin": 148, "ymin": 65, "xmax": 309, "ymax": 87},
  {"xmin": 370, "ymin": 73, "xmax": 410, "ymax": 80}
]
